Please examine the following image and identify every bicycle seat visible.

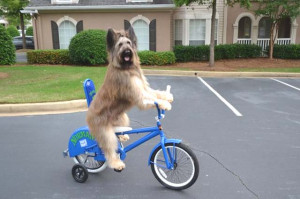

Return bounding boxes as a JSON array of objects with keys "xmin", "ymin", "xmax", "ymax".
[{"xmin": 114, "ymin": 126, "xmax": 132, "ymax": 133}]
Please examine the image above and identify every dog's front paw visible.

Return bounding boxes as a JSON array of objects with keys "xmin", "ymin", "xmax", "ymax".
[
  {"xmin": 158, "ymin": 100, "xmax": 172, "ymax": 111},
  {"xmin": 118, "ymin": 134, "xmax": 130, "ymax": 142},
  {"xmin": 166, "ymin": 92, "xmax": 174, "ymax": 103}
]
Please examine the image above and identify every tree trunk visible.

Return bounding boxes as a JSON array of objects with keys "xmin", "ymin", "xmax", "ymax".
[
  {"xmin": 269, "ymin": 23, "xmax": 276, "ymax": 60},
  {"xmin": 209, "ymin": 0, "xmax": 217, "ymax": 67},
  {"xmin": 20, "ymin": 13, "xmax": 26, "ymax": 49}
]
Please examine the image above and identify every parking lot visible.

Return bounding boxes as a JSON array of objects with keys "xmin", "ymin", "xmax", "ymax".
[{"xmin": 0, "ymin": 76, "xmax": 299, "ymax": 199}]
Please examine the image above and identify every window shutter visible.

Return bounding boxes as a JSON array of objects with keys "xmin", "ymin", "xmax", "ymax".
[
  {"xmin": 124, "ymin": 20, "xmax": 131, "ymax": 30},
  {"xmin": 149, "ymin": 19, "xmax": 156, "ymax": 51},
  {"xmin": 51, "ymin": 21, "xmax": 60, "ymax": 49},
  {"xmin": 76, "ymin": 20, "xmax": 83, "ymax": 33}
]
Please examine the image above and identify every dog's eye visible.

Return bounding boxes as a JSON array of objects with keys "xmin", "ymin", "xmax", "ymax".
[
  {"xmin": 119, "ymin": 43, "xmax": 123, "ymax": 47},
  {"xmin": 127, "ymin": 41, "xmax": 131, "ymax": 45}
]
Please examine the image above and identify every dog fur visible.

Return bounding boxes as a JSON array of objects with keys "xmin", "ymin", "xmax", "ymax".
[{"xmin": 86, "ymin": 27, "xmax": 173, "ymax": 170}]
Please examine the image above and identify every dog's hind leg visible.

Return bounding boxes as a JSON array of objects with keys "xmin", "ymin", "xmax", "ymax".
[
  {"xmin": 95, "ymin": 125, "xmax": 125, "ymax": 170},
  {"xmin": 113, "ymin": 113, "xmax": 130, "ymax": 142}
]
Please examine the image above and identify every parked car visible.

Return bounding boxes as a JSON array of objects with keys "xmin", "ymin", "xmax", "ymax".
[{"xmin": 13, "ymin": 36, "xmax": 34, "ymax": 50}]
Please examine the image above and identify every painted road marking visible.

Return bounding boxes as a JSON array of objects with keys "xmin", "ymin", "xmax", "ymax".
[
  {"xmin": 198, "ymin": 77, "xmax": 243, "ymax": 117},
  {"xmin": 271, "ymin": 78, "xmax": 300, "ymax": 91}
]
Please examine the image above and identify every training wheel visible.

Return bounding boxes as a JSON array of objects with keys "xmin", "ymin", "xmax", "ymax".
[{"xmin": 72, "ymin": 164, "xmax": 88, "ymax": 183}]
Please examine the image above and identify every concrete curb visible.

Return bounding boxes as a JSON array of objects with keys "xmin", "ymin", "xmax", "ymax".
[
  {"xmin": 0, "ymin": 99, "xmax": 87, "ymax": 117},
  {"xmin": 1, "ymin": 70, "xmax": 300, "ymax": 117},
  {"xmin": 143, "ymin": 69, "xmax": 300, "ymax": 78}
]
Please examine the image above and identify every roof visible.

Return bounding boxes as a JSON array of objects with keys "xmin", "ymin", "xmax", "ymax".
[{"xmin": 26, "ymin": 0, "xmax": 175, "ymax": 10}]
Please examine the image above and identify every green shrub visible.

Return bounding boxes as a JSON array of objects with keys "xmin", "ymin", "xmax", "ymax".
[
  {"xmin": 26, "ymin": 26, "xmax": 33, "ymax": 36},
  {"xmin": 6, "ymin": 25, "xmax": 19, "ymax": 38},
  {"xmin": 273, "ymin": 44, "xmax": 300, "ymax": 59},
  {"xmin": 174, "ymin": 44, "xmax": 261, "ymax": 62},
  {"xmin": 27, "ymin": 50, "xmax": 70, "ymax": 64},
  {"xmin": 0, "ymin": 25, "xmax": 16, "ymax": 65},
  {"xmin": 69, "ymin": 29, "xmax": 107, "ymax": 65},
  {"xmin": 138, "ymin": 51, "xmax": 176, "ymax": 65}
]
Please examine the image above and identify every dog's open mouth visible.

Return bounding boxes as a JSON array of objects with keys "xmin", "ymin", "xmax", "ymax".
[{"xmin": 122, "ymin": 49, "xmax": 133, "ymax": 63}]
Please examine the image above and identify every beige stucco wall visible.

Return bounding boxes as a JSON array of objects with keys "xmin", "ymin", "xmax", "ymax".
[{"xmin": 34, "ymin": 10, "xmax": 173, "ymax": 51}]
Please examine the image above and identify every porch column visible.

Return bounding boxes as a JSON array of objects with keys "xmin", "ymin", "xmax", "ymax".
[
  {"xmin": 291, "ymin": 19, "xmax": 298, "ymax": 44},
  {"xmin": 233, "ymin": 24, "xmax": 238, "ymax": 43},
  {"xmin": 252, "ymin": 25, "xmax": 258, "ymax": 44}
]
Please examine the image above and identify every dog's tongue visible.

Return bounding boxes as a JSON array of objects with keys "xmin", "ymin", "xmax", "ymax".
[{"xmin": 124, "ymin": 56, "xmax": 130, "ymax": 62}]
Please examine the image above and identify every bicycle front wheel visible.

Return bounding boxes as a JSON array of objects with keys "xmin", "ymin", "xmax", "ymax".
[{"xmin": 150, "ymin": 143, "xmax": 199, "ymax": 190}]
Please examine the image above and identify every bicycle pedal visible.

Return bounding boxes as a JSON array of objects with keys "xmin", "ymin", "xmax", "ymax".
[{"xmin": 114, "ymin": 169, "xmax": 123, "ymax": 173}]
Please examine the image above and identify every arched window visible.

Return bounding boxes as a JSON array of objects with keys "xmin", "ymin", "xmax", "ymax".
[
  {"xmin": 132, "ymin": 19, "xmax": 149, "ymax": 51},
  {"xmin": 59, "ymin": 20, "xmax": 76, "ymax": 49},
  {"xmin": 238, "ymin": 17, "xmax": 251, "ymax": 38},
  {"xmin": 258, "ymin": 17, "xmax": 271, "ymax": 38},
  {"xmin": 278, "ymin": 17, "xmax": 291, "ymax": 38}
]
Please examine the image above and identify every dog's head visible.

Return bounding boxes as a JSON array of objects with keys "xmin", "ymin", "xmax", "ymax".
[{"xmin": 106, "ymin": 27, "xmax": 139, "ymax": 69}]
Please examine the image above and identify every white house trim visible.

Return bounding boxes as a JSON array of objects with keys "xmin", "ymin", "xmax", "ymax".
[
  {"xmin": 130, "ymin": 15, "xmax": 150, "ymax": 25},
  {"xmin": 56, "ymin": 16, "xmax": 77, "ymax": 26}
]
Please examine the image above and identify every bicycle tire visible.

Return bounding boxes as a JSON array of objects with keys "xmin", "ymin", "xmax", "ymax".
[{"xmin": 150, "ymin": 143, "xmax": 199, "ymax": 190}]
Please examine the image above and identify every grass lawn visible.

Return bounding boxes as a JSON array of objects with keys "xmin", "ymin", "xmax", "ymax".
[
  {"xmin": 0, "ymin": 65, "xmax": 107, "ymax": 104},
  {"xmin": 238, "ymin": 68, "xmax": 300, "ymax": 73}
]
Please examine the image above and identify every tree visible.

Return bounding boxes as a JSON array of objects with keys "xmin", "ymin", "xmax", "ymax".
[
  {"xmin": 6, "ymin": 25, "xmax": 20, "ymax": 37},
  {"xmin": 0, "ymin": 0, "xmax": 29, "ymax": 49},
  {"xmin": 174, "ymin": 0, "xmax": 250, "ymax": 67},
  {"xmin": 26, "ymin": 26, "xmax": 33, "ymax": 36},
  {"xmin": 254, "ymin": 0, "xmax": 300, "ymax": 59}
]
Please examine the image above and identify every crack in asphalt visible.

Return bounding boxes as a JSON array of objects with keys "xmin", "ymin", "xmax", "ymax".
[
  {"xmin": 191, "ymin": 148, "xmax": 260, "ymax": 199},
  {"xmin": 130, "ymin": 119, "xmax": 259, "ymax": 198}
]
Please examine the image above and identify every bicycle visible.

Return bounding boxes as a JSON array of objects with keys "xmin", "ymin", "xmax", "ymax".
[{"xmin": 63, "ymin": 79, "xmax": 199, "ymax": 190}]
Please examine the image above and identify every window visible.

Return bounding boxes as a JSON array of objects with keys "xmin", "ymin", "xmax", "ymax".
[
  {"xmin": 215, "ymin": 19, "xmax": 218, "ymax": 45},
  {"xmin": 132, "ymin": 19, "xmax": 149, "ymax": 51},
  {"xmin": 174, "ymin": 20, "xmax": 183, "ymax": 45},
  {"xmin": 59, "ymin": 20, "xmax": 76, "ymax": 49},
  {"xmin": 278, "ymin": 17, "xmax": 291, "ymax": 38},
  {"xmin": 258, "ymin": 17, "xmax": 271, "ymax": 38},
  {"xmin": 238, "ymin": 17, "xmax": 251, "ymax": 38},
  {"xmin": 189, "ymin": 19, "xmax": 206, "ymax": 46}
]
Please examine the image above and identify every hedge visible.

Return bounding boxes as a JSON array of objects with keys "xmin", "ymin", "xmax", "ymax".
[
  {"xmin": 138, "ymin": 51, "xmax": 176, "ymax": 65},
  {"xmin": 273, "ymin": 44, "xmax": 300, "ymax": 59},
  {"xmin": 27, "ymin": 50, "xmax": 71, "ymax": 64},
  {"xmin": 174, "ymin": 44, "xmax": 261, "ymax": 62}
]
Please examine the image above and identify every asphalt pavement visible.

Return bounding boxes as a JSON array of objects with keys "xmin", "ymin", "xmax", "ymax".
[{"xmin": 0, "ymin": 76, "xmax": 300, "ymax": 199}]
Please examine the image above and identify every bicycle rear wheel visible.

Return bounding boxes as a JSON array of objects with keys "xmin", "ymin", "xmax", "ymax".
[
  {"xmin": 73, "ymin": 154, "xmax": 107, "ymax": 173},
  {"xmin": 150, "ymin": 143, "xmax": 199, "ymax": 190}
]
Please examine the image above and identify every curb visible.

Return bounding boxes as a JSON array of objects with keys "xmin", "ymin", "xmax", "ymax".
[
  {"xmin": 143, "ymin": 69, "xmax": 300, "ymax": 78},
  {"xmin": 1, "ymin": 70, "xmax": 300, "ymax": 117},
  {"xmin": 0, "ymin": 99, "xmax": 87, "ymax": 117}
]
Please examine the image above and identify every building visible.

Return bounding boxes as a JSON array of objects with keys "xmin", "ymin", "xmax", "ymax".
[{"xmin": 24, "ymin": 0, "xmax": 300, "ymax": 51}]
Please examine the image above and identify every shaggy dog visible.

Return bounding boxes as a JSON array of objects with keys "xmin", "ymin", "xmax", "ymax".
[{"xmin": 86, "ymin": 27, "xmax": 173, "ymax": 171}]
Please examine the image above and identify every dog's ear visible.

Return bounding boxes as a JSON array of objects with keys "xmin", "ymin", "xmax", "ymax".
[
  {"xmin": 126, "ymin": 26, "xmax": 137, "ymax": 49},
  {"xmin": 107, "ymin": 28, "xmax": 116, "ymax": 52}
]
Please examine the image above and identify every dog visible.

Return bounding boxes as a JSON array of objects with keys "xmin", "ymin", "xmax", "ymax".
[{"xmin": 86, "ymin": 27, "xmax": 173, "ymax": 171}]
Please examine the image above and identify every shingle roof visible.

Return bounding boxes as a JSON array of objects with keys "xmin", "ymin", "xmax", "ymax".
[{"xmin": 28, "ymin": 0, "xmax": 174, "ymax": 7}]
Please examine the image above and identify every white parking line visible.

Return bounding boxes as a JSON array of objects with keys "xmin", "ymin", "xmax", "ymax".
[
  {"xmin": 270, "ymin": 78, "xmax": 300, "ymax": 91},
  {"xmin": 198, "ymin": 77, "xmax": 243, "ymax": 117}
]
